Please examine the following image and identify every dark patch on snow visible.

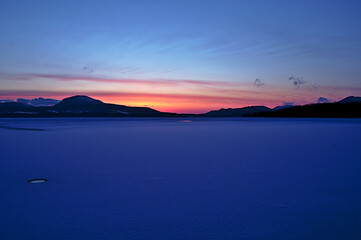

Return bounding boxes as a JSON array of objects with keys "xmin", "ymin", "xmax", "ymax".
[{"xmin": 27, "ymin": 179, "xmax": 47, "ymax": 183}]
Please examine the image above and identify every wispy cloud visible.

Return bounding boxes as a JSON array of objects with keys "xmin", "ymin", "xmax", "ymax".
[
  {"xmin": 0, "ymin": 72, "xmax": 238, "ymax": 88},
  {"xmin": 289, "ymin": 75, "xmax": 305, "ymax": 88},
  {"xmin": 254, "ymin": 78, "xmax": 264, "ymax": 87},
  {"xmin": 82, "ymin": 66, "xmax": 95, "ymax": 73}
]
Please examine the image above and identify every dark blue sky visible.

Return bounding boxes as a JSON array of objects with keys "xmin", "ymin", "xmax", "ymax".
[{"xmin": 0, "ymin": 0, "xmax": 360, "ymax": 112}]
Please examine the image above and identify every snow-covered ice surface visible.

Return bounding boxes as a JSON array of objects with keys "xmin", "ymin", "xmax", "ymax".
[{"xmin": 1, "ymin": 118, "xmax": 361, "ymax": 240}]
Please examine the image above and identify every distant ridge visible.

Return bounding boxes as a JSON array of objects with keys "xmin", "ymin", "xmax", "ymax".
[
  {"xmin": 53, "ymin": 95, "xmax": 105, "ymax": 111},
  {"xmin": 0, "ymin": 102, "xmax": 34, "ymax": 112},
  {"xmin": 204, "ymin": 106, "xmax": 271, "ymax": 117},
  {"xmin": 0, "ymin": 99, "xmax": 15, "ymax": 103},
  {"xmin": 0, "ymin": 95, "xmax": 177, "ymax": 117},
  {"xmin": 17, "ymin": 97, "xmax": 60, "ymax": 106},
  {"xmin": 338, "ymin": 96, "xmax": 361, "ymax": 104},
  {"xmin": 249, "ymin": 96, "xmax": 361, "ymax": 118},
  {"xmin": 0, "ymin": 95, "xmax": 360, "ymax": 118}
]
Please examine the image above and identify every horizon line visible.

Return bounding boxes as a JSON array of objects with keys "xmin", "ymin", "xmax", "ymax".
[{"xmin": 1, "ymin": 93, "xmax": 358, "ymax": 115}]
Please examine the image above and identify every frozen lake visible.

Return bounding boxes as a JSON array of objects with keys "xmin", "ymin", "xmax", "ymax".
[{"xmin": 1, "ymin": 118, "xmax": 361, "ymax": 240}]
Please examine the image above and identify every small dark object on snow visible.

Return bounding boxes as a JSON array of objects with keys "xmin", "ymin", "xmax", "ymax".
[{"xmin": 27, "ymin": 179, "xmax": 47, "ymax": 184}]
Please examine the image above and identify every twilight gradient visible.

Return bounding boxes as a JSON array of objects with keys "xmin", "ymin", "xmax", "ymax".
[{"xmin": 0, "ymin": 0, "xmax": 361, "ymax": 113}]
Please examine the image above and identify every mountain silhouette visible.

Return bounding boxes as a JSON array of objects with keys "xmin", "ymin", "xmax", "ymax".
[
  {"xmin": 204, "ymin": 106, "xmax": 271, "ymax": 117},
  {"xmin": 338, "ymin": 96, "xmax": 361, "ymax": 104},
  {"xmin": 0, "ymin": 95, "xmax": 175, "ymax": 117},
  {"xmin": 1, "ymin": 95, "xmax": 361, "ymax": 118},
  {"xmin": 249, "ymin": 96, "xmax": 361, "ymax": 118},
  {"xmin": 17, "ymin": 97, "xmax": 60, "ymax": 106},
  {"xmin": 52, "ymin": 95, "xmax": 162, "ymax": 115},
  {"xmin": 53, "ymin": 95, "xmax": 106, "ymax": 111},
  {"xmin": 0, "ymin": 102, "xmax": 34, "ymax": 112}
]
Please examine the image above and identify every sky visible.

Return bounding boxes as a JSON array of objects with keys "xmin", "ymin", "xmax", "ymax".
[{"xmin": 0, "ymin": 0, "xmax": 361, "ymax": 113}]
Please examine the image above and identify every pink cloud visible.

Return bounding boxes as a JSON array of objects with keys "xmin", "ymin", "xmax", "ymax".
[{"xmin": 1, "ymin": 72, "xmax": 239, "ymax": 88}]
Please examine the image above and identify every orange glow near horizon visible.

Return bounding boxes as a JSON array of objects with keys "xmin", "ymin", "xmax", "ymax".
[
  {"xmin": 1, "ymin": 92, "xmax": 284, "ymax": 114},
  {"xmin": 2, "ymin": 76, "xmax": 358, "ymax": 113},
  {"xmin": 76, "ymin": 92, "xmax": 288, "ymax": 113},
  {"xmin": 2, "ymin": 72, "xmax": 360, "ymax": 113}
]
